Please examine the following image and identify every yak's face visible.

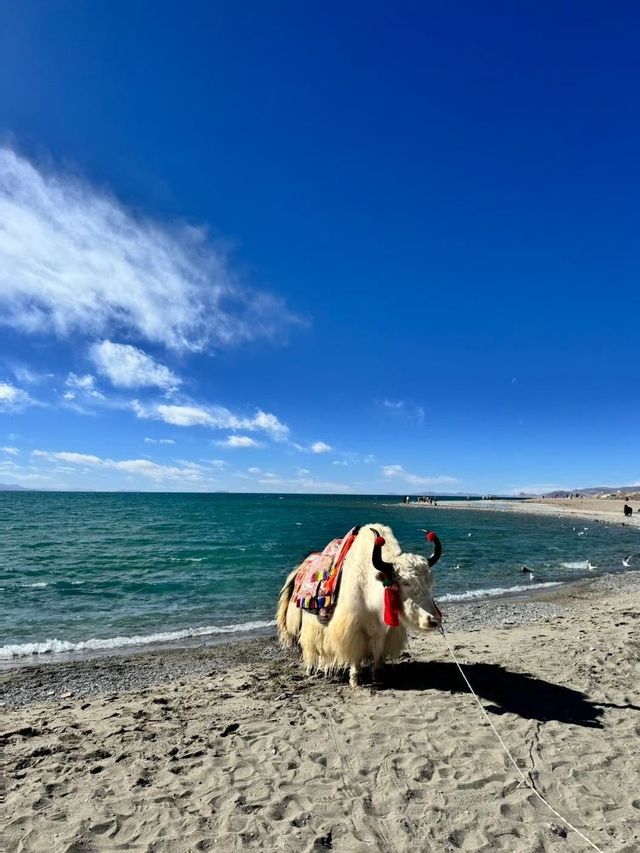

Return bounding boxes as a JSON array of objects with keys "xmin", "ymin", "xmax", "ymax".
[{"xmin": 394, "ymin": 553, "xmax": 441, "ymax": 631}]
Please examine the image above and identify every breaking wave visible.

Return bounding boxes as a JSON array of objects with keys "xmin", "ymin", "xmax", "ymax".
[
  {"xmin": 437, "ymin": 581, "xmax": 563, "ymax": 603},
  {"xmin": 0, "ymin": 619, "xmax": 276, "ymax": 660}
]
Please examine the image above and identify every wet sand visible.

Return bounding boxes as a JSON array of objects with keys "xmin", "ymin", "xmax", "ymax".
[{"xmin": 2, "ymin": 572, "xmax": 640, "ymax": 852}]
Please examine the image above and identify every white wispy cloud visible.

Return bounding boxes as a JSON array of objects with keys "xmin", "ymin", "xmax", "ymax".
[
  {"xmin": 109, "ymin": 459, "xmax": 199, "ymax": 481},
  {"xmin": 133, "ymin": 401, "xmax": 211, "ymax": 427},
  {"xmin": 255, "ymin": 473, "xmax": 351, "ymax": 493},
  {"xmin": 293, "ymin": 440, "xmax": 332, "ymax": 454},
  {"xmin": 63, "ymin": 373, "xmax": 105, "ymax": 402},
  {"xmin": 12, "ymin": 365, "xmax": 52, "ymax": 385},
  {"xmin": 144, "ymin": 437, "xmax": 175, "ymax": 445},
  {"xmin": 310, "ymin": 441, "xmax": 331, "ymax": 454},
  {"xmin": 1, "ymin": 446, "xmax": 20, "ymax": 455},
  {"xmin": 0, "ymin": 381, "xmax": 35, "ymax": 412},
  {"xmin": 90, "ymin": 341, "xmax": 179, "ymax": 390},
  {"xmin": 381, "ymin": 399, "xmax": 425, "ymax": 425},
  {"xmin": 0, "ymin": 146, "xmax": 301, "ymax": 352},
  {"xmin": 31, "ymin": 449, "xmax": 213, "ymax": 484},
  {"xmin": 381, "ymin": 464, "xmax": 458, "ymax": 488},
  {"xmin": 33, "ymin": 450, "xmax": 103, "ymax": 465},
  {"xmin": 216, "ymin": 435, "xmax": 260, "ymax": 448},
  {"xmin": 133, "ymin": 399, "xmax": 289, "ymax": 440}
]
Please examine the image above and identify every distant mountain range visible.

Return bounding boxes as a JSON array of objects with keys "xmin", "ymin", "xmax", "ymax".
[
  {"xmin": 0, "ymin": 483, "xmax": 29, "ymax": 491},
  {"xmin": 543, "ymin": 486, "xmax": 639, "ymax": 498}
]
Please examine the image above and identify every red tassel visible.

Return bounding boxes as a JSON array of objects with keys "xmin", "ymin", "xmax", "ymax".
[{"xmin": 384, "ymin": 584, "xmax": 401, "ymax": 627}]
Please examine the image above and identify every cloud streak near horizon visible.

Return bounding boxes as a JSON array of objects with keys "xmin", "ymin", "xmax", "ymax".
[
  {"xmin": 381, "ymin": 464, "xmax": 457, "ymax": 489},
  {"xmin": 0, "ymin": 147, "xmax": 300, "ymax": 353},
  {"xmin": 32, "ymin": 449, "xmax": 211, "ymax": 484}
]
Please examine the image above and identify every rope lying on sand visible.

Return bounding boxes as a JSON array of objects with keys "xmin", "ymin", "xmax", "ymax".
[{"xmin": 437, "ymin": 624, "xmax": 605, "ymax": 852}]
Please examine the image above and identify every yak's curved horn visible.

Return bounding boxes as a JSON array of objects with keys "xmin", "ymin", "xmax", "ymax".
[
  {"xmin": 420, "ymin": 529, "xmax": 442, "ymax": 567},
  {"xmin": 371, "ymin": 528, "xmax": 394, "ymax": 579}
]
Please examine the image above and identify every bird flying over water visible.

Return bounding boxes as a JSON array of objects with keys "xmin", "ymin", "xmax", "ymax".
[{"xmin": 622, "ymin": 554, "xmax": 637, "ymax": 567}]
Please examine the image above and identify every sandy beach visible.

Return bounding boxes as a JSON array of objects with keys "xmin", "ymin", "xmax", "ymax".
[
  {"xmin": 417, "ymin": 497, "xmax": 640, "ymax": 530},
  {"xmin": 2, "ymin": 570, "xmax": 639, "ymax": 852}
]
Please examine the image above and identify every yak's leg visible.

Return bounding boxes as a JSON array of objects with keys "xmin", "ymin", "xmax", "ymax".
[
  {"xmin": 349, "ymin": 664, "xmax": 360, "ymax": 688},
  {"xmin": 298, "ymin": 613, "xmax": 325, "ymax": 673},
  {"xmin": 371, "ymin": 661, "xmax": 387, "ymax": 685},
  {"xmin": 369, "ymin": 635, "xmax": 387, "ymax": 685}
]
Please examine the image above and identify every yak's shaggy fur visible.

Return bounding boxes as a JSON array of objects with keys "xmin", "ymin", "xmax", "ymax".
[{"xmin": 277, "ymin": 523, "xmax": 440, "ymax": 686}]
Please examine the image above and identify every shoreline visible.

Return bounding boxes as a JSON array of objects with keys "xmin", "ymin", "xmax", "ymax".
[
  {"xmin": 405, "ymin": 496, "xmax": 640, "ymax": 530},
  {"xmin": 0, "ymin": 573, "xmax": 590, "ymax": 677},
  {"xmin": 3, "ymin": 560, "xmax": 638, "ymax": 675}
]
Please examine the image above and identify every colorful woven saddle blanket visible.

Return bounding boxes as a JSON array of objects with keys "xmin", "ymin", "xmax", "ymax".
[{"xmin": 293, "ymin": 527, "xmax": 358, "ymax": 612}]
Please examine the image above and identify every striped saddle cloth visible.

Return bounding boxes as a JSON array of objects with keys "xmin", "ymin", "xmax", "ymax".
[{"xmin": 293, "ymin": 527, "xmax": 358, "ymax": 612}]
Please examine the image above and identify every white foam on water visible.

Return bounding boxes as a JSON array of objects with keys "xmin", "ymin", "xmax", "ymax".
[
  {"xmin": 561, "ymin": 561, "xmax": 597, "ymax": 570},
  {"xmin": 0, "ymin": 619, "xmax": 276, "ymax": 660},
  {"xmin": 26, "ymin": 581, "xmax": 48, "ymax": 588},
  {"xmin": 438, "ymin": 581, "xmax": 563, "ymax": 603},
  {"xmin": 169, "ymin": 556, "xmax": 204, "ymax": 563}
]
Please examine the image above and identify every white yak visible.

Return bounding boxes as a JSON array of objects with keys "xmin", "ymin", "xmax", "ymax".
[{"xmin": 277, "ymin": 523, "xmax": 442, "ymax": 686}]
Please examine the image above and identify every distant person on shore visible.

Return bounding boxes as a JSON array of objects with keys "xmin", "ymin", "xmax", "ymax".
[{"xmin": 623, "ymin": 503, "xmax": 633, "ymax": 517}]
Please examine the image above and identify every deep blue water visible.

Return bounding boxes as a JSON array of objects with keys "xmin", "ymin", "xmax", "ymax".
[{"xmin": 1, "ymin": 492, "xmax": 638, "ymax": 661}]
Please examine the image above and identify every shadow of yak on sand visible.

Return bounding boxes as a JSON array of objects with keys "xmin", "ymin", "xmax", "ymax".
[{"xmin": 371, "ymin": 660, "xmax": 639, "ymax": 728}]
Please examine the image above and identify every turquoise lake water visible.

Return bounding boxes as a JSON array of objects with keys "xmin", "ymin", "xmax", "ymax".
[{"xmin": 1, "ymin": 492, "xmax": 638, "ymax": 662}]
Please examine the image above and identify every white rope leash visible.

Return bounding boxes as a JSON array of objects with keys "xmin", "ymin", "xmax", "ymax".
[{"xmin": 437, "ymin": 625, "xmax": 604, "ymax": 852}]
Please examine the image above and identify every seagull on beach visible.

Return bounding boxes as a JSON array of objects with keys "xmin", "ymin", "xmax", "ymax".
[{"xmin": 622, "ymin": 554, "xmax": 637, "ymax": 567}]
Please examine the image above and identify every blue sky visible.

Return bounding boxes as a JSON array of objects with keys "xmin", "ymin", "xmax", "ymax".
[{"xmin": 0, "ymin": 1, "xmax": 638, "ymax": 494}]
